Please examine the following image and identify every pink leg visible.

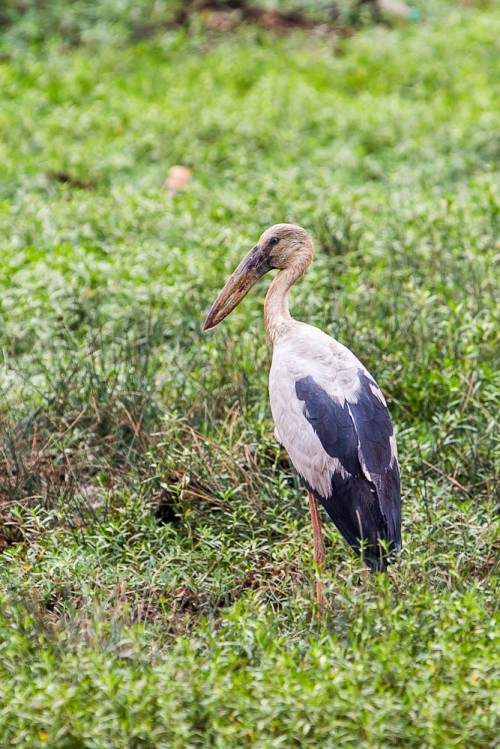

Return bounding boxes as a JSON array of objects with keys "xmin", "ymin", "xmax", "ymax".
[{"xmin": 307, "ymin": 492, "xmax": 326, "ymax": 611}]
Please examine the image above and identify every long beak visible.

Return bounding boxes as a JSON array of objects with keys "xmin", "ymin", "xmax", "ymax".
[{"xmin": 203, "ymin": 244, "xmax": 271, "ymax": 330}]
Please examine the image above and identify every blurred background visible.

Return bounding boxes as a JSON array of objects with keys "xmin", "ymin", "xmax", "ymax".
[{"xmin": 0, "ymin": 1, "xmax": 498, "ymax": 747}]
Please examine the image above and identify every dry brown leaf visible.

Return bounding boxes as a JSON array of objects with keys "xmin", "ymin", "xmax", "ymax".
[{"xmin": 164, "ymin": 165, "xmax": 193, "ymax": 196}]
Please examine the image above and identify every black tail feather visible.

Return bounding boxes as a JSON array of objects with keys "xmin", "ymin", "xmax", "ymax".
[{"xmin": 301, "ymin": 471, "xmax": 401, "ymax": 572}]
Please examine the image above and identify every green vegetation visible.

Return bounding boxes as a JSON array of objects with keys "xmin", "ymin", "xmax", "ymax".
[{"xmin": 0, "ymin": 1, "xmax": 499, "ymax": 746}]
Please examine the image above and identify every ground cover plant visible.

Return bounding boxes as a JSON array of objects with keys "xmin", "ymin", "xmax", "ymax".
[{"xmin": 0, "ymin": 1, "xmax": 499, "ymax": 746}]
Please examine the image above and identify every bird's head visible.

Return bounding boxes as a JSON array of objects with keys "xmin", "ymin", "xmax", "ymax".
[{"xmin": 203, "ymin": 223, "xmax": 313, "ymax": 330}]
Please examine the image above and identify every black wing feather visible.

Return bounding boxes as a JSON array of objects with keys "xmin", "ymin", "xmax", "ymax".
[{"xmin": 295, "ymin": 373, "xmax": 401, "ymax": 571}]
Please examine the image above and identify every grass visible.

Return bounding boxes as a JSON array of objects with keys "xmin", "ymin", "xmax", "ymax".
[{"xmin": 0, "ymin": 1, "xmax": 499, "ymax": 746}]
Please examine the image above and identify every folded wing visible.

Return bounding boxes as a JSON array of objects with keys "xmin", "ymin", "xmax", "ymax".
[{"xmin": 293, "ymin": 371, "xmax": 401, "ymax": 570}]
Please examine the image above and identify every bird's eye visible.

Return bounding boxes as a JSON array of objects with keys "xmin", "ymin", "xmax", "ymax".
[{"xmin": 269, "ymin": 237, "xmax": 279, "ymax": 246}]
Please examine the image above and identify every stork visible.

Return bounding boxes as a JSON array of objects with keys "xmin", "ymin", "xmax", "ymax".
[{"xmin": 203, "ymin": 224, "xmax": 401, "ymax": 604}]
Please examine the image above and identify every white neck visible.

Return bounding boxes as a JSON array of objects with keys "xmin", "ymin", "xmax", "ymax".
[{"xmin": 264, "ymin": 264, "xmax": 304, "ymax": 344}]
